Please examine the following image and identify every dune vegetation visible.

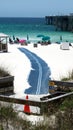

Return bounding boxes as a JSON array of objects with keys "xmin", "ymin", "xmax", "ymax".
[{"xmin": 0, "ymin": 68, "xmax": 73, "ymax": 130}]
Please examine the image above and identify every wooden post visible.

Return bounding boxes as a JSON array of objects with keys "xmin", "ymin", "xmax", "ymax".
[{"xmin": 40, "ymin": 102, "xmax": 48, "ymax": 114}]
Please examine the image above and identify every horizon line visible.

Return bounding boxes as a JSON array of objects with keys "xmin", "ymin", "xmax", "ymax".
[{"xmin": 0, "ymin": 16, "xmax": 45, "ymax": 18}]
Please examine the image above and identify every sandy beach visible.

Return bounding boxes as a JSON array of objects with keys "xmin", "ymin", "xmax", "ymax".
[
  {"xmin": 0, "ymin": 42, "xmax": 73, "ymax": 122},
  {"xmin": 0, "ymin": 0, "xmax": 73, "ymax": 127},
  {"xmin": 0, "ymin": 42, "xmax": 73, "ymax": 94}
]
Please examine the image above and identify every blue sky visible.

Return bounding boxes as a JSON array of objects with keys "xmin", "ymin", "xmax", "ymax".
[{"xmin": 0, "ymin": 0, "xmax": 73, "ymax": 17}]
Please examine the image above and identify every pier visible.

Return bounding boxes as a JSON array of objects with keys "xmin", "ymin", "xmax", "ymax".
[{"xmin": 45, "ymin": 14, "xmax": 73, "ymax": 31}]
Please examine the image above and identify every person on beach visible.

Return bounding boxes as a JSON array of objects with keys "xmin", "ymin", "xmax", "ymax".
[
  {"xmin": 16, "ymin": 37, "xmax": 19, "ymax": 42},
  {"xmin": 60, "ymin": 35, "xmax": 62, "ymax": 42},
  {"xmin": 27, "ymin": 34, "xmax": 29, "ymax": 40},
  {"xmin": 9, "ymin": 37, "xmax": 13, "ymax": 44},
  {"xmin": 13, "ymin": 35, "xmax": 15, "ymax": 41},
  {"xmin": 69, "ymin": 43, "xmax": 73, "ymax": 47}
]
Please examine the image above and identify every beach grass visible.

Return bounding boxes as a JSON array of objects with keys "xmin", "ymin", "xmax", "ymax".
[
  {"xmin": 0, "ymin": 68, "xmax": 10, "ymax": 77},
  {"xmin": 61, "ymin": 69, "xmax": 73, "ymax": 81},
  {"xmin": 0, "ymin": 94, "xmax": 73, "ymax": 130},
  {"xmin": 0, "ymin": 68, "xmax": 73, "ymax": 129}
]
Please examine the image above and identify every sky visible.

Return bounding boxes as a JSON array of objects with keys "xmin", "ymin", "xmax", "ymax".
[{"xmin": 0, "ymin": 0, "xmax": 73, "ymax": 17}]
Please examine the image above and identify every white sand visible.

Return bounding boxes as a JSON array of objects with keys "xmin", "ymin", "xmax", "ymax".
[
  {"xmin": 0, "ymin": 42, "xmax": 73, "ymax": 123},
  {"xmin": 19, "ymin": 42, "xmax": 73, "ymax": 81},
  {"xmin": 0, "ymin": 43, "xmax": 73, "ymax": 94}
]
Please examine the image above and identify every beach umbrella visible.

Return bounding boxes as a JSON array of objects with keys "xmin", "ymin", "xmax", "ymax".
[
  {"xmin": 37, "ymin": 34, "xmax": 45, "ymax": 38},
  {"xmin": 42, "ymin": 36, "xmax": 50, "ymax": 41}
]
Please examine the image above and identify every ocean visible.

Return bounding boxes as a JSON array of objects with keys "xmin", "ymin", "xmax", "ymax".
[{"xmin": 0, "ymin": 17, "xmax": 73, "ymax": 43}]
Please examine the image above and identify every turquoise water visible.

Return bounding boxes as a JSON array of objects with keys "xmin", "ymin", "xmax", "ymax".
[{"xmin": 0, "ymin": 17, "xmax": 73, "ymax": 43}]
